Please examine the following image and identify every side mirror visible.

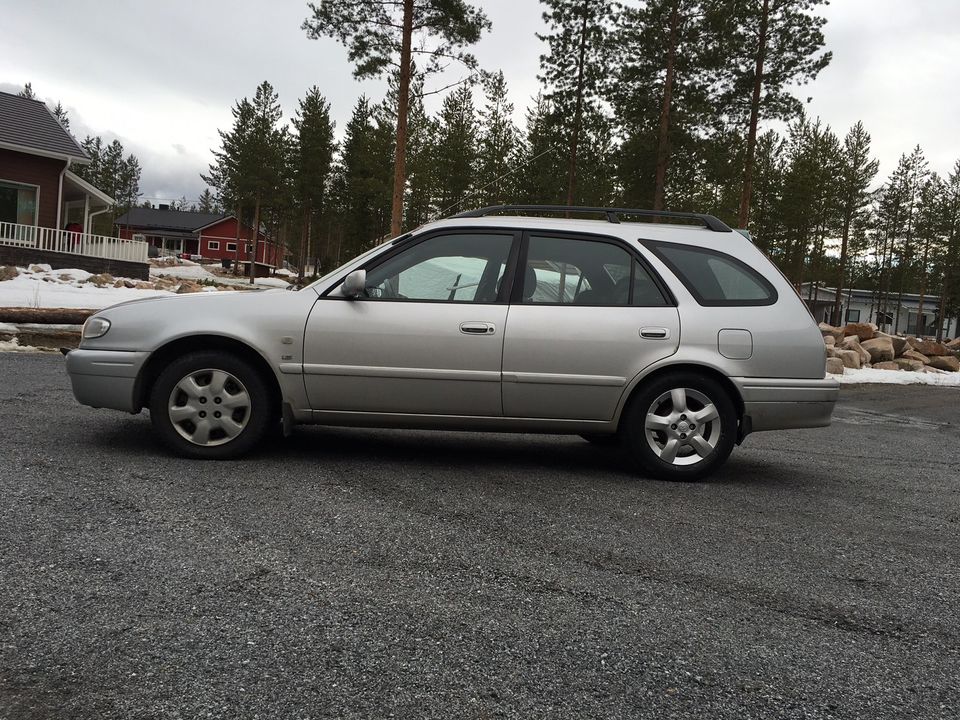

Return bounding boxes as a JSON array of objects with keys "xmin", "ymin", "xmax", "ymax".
[{"xmin": 341, "ymin": 269, "xmax": 366, "ymax": 299}]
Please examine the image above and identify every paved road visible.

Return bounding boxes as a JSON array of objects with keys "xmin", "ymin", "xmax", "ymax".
[{"xmin": 1, "ymin": 352, "xmax": 958, "ymax": 719}]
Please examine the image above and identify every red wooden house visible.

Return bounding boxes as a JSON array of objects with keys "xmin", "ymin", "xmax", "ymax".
[{"xmin": 115, "ymin": 207, "xmax": 284, "ymax": 269}]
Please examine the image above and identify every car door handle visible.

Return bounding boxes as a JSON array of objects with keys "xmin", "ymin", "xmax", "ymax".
[
  {"xmin": 460, "ymin": 322, "xmax": 496, "ymax": 335},
  {"xmin": 640, "ymin": 327, "xmax": 671, "ymax": 339}
]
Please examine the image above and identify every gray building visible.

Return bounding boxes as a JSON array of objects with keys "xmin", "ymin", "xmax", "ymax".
[{"xmin": 802, "ymin": 284, "xmax": 958, "ymax": 339}]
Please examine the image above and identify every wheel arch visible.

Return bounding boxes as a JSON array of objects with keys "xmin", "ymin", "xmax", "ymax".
[
  {"xmin": 134, "ymin": 334, "xmax": 283, "ymax": 414},
  {"xmin": 616, "ymin": 362, "xmax": 745, "ymax": 432}
]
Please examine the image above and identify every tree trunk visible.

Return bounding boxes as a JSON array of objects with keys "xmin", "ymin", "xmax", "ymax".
[
  {"xmin": 653, "ymin": 1, "xmax": 680, "ymax": 212},
  {"xmin": 737, "ymin": 0, "xmax": 770, "ymax": 228},
  {"xmin": 565, "ymin": 2, "xmax": 591, "ymax": 208},
  {"xmin": 916, "ymin": 237, "xmax": 929, "ymax": 335},
  {"xmin": 832, "ymin": 210, "xmax": 852, "ymax": 325},
  {"xmin": 389, "ymin": 0, "xmax": 414, "ymax": 237},
  {"xmin": 249, "ymin": 193, "xmax": 261, "ymax": 284},
  {"xmin": 233, "ymin": 203, "xmax": 242, "ymax": 276},
  {"xmin": 299, "ymin": 206, "xmax": 309, "ymax": 283}
]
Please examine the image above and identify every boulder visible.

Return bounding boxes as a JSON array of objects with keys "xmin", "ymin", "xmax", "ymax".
[
  {"xmin": 176, "ymin": 281, "xmax": 202, "ymax": 294},
  {"xmin": 861, "ymin": 337, "xmax": 895, "ymax": 363},
  {"xmin": 825, "ymin": 357, "xmax": 845, "ymax": 375},
  {"xmin": 823, "ymin": 335, "xmax": 836, "ymax": 346},
  {"xmin": 946, "ymin": 337, "xmax": 960, "ymax": 350},
  {"xmin": 825, "ymin": 345, "xmax": 839, "ymax": 358},
  {"xmin": 818, "ymin": 322, "xmax": 845, "ymax": 344},
  {"xmin": 909, "ymin": 339, "xmax": 949, "ymax": 357},
  {"xmin": 839, "ymin": 336, "xmax": 872, "ymax": 365},
  {"xmin": 928, "ymin": 355, "xmax": 960, "ymax": 372},
  {"xmin": 843, "ymin": 322, "xmax": 875, "ymax": 341},
  {"xmin": 892, "ymin": 358, "xmax": 924, "ymax": 371},
  {"xmin": 0, "ymin": 266, "xmax": 18, "ymax": 282},
  {"xmin": 872, "ymin": 361, "xmax": 902, "ymax": 371},
  {"xmin": 875, "ymin": 332, "xmax": 908, "ymax": 357},
  {"xmin": 902, "ymin": 349, "xmax": 930, "ymax": 364},
  {"xmin": 86, "ymin": 273, "xmax": 114, "ymax": 287},
  {"xmin": 113, "ymin": 279, "xmax": 125, "ymax": 288},
  {"xmin": 836, "ymin": 349, "xmax": 861, "ymax": 369}
]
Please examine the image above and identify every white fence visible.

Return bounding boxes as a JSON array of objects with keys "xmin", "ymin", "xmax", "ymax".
[{"xmin": 0, "ymin": 221, "xmax": 149, "ymax": 263}]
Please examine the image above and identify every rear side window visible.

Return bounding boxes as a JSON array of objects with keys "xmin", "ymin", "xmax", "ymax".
[{"xmin": 644, "ymin": 240, "xmax": 777, "ymax": 306}]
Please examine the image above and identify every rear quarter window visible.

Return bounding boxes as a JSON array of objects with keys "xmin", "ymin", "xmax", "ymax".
[{"xmin": 642, "ymin": 240, "xmax": 778, "ymax": 307}]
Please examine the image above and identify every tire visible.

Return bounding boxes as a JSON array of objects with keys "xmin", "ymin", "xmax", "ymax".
[
  {"xmin": 580, "ymin": 433, "xmax": 621, "ymax": 446},
  {"xmin": 149, "ymin": 350, "xmax": 274, "ymax": 459},
  {"xmin": 620, "ymin": 372, "xmax": 737, "ymax": 482}
]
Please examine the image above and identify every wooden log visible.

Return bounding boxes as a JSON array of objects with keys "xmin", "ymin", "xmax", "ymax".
[{"xmin": 0, "ymin": 307, "xmax": 97, "ymax": 324}]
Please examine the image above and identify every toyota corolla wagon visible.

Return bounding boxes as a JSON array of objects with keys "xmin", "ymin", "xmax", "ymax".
[{"xmin": 65, "ymin": 206, "xmax": 838, "ymax": 481}]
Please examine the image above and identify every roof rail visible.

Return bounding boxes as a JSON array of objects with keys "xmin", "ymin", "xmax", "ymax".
[{"xmin": 451, "ymin": 205, "xmax": 733, "ymax": 233}]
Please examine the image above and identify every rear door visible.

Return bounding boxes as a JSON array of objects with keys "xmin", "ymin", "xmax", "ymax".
[{"xmin": 501, "ymin": 232, "xmax": 680, "ymax": 420}]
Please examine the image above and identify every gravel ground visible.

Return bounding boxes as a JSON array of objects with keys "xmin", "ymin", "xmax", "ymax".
[{"xmin": 1, "ymin": 352, "xmax": 958, "ymax": 719}]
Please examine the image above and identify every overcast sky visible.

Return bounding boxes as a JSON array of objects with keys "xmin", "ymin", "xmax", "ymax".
[{"xmin": 4, "ymin": 0, "xmax": 958, "ymax": 204}]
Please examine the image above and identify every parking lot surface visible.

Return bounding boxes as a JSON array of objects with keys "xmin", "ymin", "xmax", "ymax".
[{"xmin": 1, "ymin": 352, "xmax": 958, "ymax": 719}]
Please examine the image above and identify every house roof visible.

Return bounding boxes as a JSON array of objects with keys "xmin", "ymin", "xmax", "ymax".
[
  {"xmin": 114, "ymin": 208, "xmax": 230, "ymax": 232},
  {"xmin": 0, "ymin": 91, "xmax": 88, "ymax": 162}
]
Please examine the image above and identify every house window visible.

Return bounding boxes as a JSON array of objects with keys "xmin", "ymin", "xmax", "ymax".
[
  {"xmin": 246, "ymin": 244, "xmax": 252, "ymax": 253},
  {"xmin": 226, "ymin": 242, "xmax": 237, "ymax": 252},
  {"xmin": 876, "ymin": 311, "xmax": 893, "ymax": 325},
  {"xmin": 845, "ymin": 309, "xmax": 860, "ymax": 322},
  {"xmin": 207, "ymin": 240, "xmax": 220, "ymax": 251},
  {"xmin": 0, "ymin": 180, "xmax": 38, "ymax": 225}
]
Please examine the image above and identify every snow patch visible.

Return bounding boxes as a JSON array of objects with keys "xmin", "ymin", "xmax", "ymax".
[
  {"xmin": 0, "ymin": 266, "xmax": 174, "ymax": 309},
  {"xmin": 0, "ymin": 337, "xmax": 48, "ymax": 353},
  {"xmin": 836, "ymin": 367, "xmax": 960, "ymax": 387},
  {"xmin": 0, "ymin": 322, "xmax": 17, "ymax": 334}
]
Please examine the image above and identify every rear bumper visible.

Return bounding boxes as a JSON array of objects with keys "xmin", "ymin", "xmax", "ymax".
[
  {"xmin": 732, "ymin": 376, "xmax": 839, "ymax": 432},
  {"xmin": 64, "ymin": 348, "xmax": 150, "ymax": 413}
]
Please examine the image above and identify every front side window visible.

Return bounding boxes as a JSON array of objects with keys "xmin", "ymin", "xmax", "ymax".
[
  {"xmin": 644, "ymin": 240, "xmax": 777, "ymax": 306},
  {"xmin": 207, "ymin": 240, "xmax": 220, "ymax": 251},
  {"xmin": 522, "ymin": 235, "xmax": 668, "ymax": 307},
  {"xmin": 362, "ymin": 233, "xmax": 514, "ymax": 303},
  {"xmin": 0, "ymin": 181, "xmax": 38, "ymax": 225}
]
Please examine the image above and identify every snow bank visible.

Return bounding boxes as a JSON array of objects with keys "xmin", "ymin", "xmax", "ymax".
[
  {"xmin": 0, "ymin": 266, "xmax": 174, "ymax": 309},
  {"xmin": 836, "ymin": 367, "xmax": 960, "ymax": 387}
]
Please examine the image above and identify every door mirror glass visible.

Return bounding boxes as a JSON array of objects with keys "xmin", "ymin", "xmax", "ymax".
[{"xmin": 342, "ymin": 269, "xmax": 366, "ymax": 298}]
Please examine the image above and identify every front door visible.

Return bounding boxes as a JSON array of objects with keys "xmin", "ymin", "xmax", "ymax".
[
  {"xmin": 303, "ymin": 231, "xmax": 517, "ymax": 416},
  {"xmin": 502, "ymin": 232, "xmax": 680, "ymax": 420}
]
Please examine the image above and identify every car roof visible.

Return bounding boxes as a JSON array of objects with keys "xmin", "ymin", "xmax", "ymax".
[{"xmin": 420, "ymin": 215, "xmax": 726, "ymax": 247}]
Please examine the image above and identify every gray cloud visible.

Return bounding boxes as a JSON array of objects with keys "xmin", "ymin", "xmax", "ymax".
[{"xmin": 4, "ymin": 0, "xmax": 959, "ymax": 203}]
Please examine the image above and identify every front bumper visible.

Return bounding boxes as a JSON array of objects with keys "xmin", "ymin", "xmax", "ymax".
[
  {"xmin": 732, "ymin": 376, "xmax": 840, "ymax": 432},
  {"xmin": 64, "ymin": 348, "xmax": 151, "ymax": 413}
]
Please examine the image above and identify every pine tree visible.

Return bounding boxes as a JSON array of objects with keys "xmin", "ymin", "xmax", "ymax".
[
  {"xmin": 725, "ymin": 0, "xmax": 832, "ymax": 227},
  {"xmin": 292, "ymin": 86, "xmax": 336, "ymax": 280},
  {"xmin": 831, "ymin": 122, "xmax": 878, "ymax": 324},
  {"xmin": 432, "ymin": 85, "xmax": 478, "ymax": 215},
  {"xmin": 197, "ymin": 189, "xmax": 219, "ymax": 213},
  {"xmin": 614, "ymin": 0, "xmax": 727, "ymax": 211},
  {"xmin": 537, "ymin": 0, "xmax": 615, "ymax": 206},
  {"xmin": 475, "ymin": 71, "xmax": 519, "ymax": 207},
  {"xmin": 303, "ymin": 0, "xmax": 490, "ymax": 237},
  {"xmin": 511, "ymin": 95, "xmax": 565, "ymax": 204},
  {"xmin": 17, "ymin": 83, "xmax": 36, "ymax": 100}
]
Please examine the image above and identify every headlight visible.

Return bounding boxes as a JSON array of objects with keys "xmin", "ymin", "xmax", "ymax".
[{"xmin": 82, "ymin": 316, "xmax": 111, "ymax": 339}]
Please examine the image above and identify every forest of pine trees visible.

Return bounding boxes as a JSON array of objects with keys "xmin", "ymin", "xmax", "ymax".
[{"xmin": 198, "ymin": 0, "xmax": 960, "ymax": 326}]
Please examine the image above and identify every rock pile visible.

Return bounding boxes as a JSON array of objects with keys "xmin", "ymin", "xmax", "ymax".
[{"xmin": 819, "ymin": 322, "xmax": 960, "ymax": 374}]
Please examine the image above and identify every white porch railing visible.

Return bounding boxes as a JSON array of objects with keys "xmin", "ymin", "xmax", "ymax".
[{"xmin": 0, "ymin": 221, "xmax": 149, "ymax": 263}]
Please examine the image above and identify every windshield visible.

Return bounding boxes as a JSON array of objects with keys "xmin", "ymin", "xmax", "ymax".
[{"xmin": 303, "ymin": 240, "xmax": 398, "ymax": 291}]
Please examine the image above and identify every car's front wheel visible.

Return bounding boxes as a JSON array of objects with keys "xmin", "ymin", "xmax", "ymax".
[
  {"xmin": 621, "ymin": 372, "xmax": 737, "ymax": 481},
  {"xmin": 149, "ymin": 351, "xmax": 273, "ymax": 459}
]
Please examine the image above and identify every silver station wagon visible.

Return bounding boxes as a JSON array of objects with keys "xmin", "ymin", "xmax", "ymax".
[{"xmin": 65, "ymin": 206, "xmax": 838, "ymax": 481}]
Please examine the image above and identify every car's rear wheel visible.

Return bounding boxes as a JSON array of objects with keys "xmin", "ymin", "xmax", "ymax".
[
  {"xmin": 149, "ymin": 351, "xmax": 273, "ymax": 459},
  {"xmin": 621, "ymin": 372, "xmax": 737, "ymax": 481}
]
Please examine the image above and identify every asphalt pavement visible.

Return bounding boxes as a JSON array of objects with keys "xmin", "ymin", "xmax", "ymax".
[{"xmin": 1, "ymin": 352, "xmax": 958, "ymax": 719}]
